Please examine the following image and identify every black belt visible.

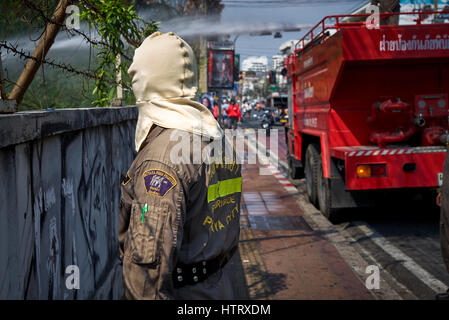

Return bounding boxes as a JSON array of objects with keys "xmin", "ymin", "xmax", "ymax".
[{"xmin": 172, "ymin": 246, "xmax": 237, "ymax": 289}]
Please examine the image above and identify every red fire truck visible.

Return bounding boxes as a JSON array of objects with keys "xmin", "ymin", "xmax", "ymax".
[{"xmin": 285, "ymin": 11, "xmax": 449, "ymax": 222}]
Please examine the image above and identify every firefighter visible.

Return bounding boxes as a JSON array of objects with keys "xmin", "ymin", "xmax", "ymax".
[
  {"xmin": 119, "ymin": 31, "xmax": 242, "ymax": 300},
  {"xmin": 371, "ymin": 0, "xmax": 401, "ymax": 25},
  {"xmin": 437, "ymin": 151, "xmax": 449, "ymax": 300}
]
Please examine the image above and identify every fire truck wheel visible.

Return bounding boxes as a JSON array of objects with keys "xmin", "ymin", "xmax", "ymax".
[
  {"xmin": 305, "ymin": 144, "xmax": 320, "ymax": 206},
  {"xmin": 317, "ymin": 157, "xmax": 340, "ymax": 223}
]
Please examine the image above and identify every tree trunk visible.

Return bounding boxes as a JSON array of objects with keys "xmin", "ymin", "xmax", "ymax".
[{"xmin": 8, "ymin": 0, "xmax": 73, "ymax": 107}]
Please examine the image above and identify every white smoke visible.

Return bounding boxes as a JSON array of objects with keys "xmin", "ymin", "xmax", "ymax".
[{"xmin": 158, "ymin": 15, "xmax": 311, "ymax": 37}]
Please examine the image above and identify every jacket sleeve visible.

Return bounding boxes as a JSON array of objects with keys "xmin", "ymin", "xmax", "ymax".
[
  {"xmin": 118, "ymin": 171, "xmax": 134, "ymax": 262},
  {"xmin": 121, "ymin": 160, "xmax": 186, "ymax": 300}
]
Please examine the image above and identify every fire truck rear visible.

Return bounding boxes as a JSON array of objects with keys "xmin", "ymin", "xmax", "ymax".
[{"xmin": 285, "ymin": 11, "xmax": 449, "ymax": 222}]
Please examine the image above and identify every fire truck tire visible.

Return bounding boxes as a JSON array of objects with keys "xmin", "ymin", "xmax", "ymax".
[
  {"xmin": 317, "ymin": 157, "xmax": 340, "ymax": 223},
  {"xmin": 305, "ymin": 144, "xmax": 320, "ymax": 206}
]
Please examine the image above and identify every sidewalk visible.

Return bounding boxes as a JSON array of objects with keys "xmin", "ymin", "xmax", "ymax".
[{"xmin": 228, "ymin": 130, "xmax": 375, "ymax": 300}]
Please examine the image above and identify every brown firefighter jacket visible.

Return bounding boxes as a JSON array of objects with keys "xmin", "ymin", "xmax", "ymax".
[{"xmin": 118, "ymin": 125, "xmax": 242, "ymax": 299}]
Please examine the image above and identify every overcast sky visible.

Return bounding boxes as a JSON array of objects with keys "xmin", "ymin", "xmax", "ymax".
[{"xmin": 220, "ymin": 0, "xmax": 368, "ymax": 63}]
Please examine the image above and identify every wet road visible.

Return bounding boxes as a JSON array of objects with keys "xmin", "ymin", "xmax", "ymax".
[
  {"xmin": 290, "ymin": 178, "xmax": 449, "ymax": 300},
  {"xmin": 240, "ymin": 119, "xmax": 449, "ymax": 300}
]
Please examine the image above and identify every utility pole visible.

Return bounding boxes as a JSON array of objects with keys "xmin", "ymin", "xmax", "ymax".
[
  {"xmin": 111, "ymin": 54, "xmax": 125, "ymax": 107},
  {"xmin": 434, "ymin": 0, "xmax": 439, "ymax": 21},
  {"xmin": 9, "ymin": 0, "xmax": 73, "ymax": 107},
  {"xmin": 198, "ymin": 0, "xmax": 208, "ymax": 94}
]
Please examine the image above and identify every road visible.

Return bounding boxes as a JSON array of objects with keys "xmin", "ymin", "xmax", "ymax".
[{"xmin": 240, "ymin": 119, "xmax": 449, "ymax": 300}]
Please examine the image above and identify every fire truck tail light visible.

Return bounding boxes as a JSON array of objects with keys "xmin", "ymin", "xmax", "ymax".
[
  {"xmin": 371, "ymin": 164, "xmax": 387, "ymax": 177},
  {"xmin": 356, "ymin": 164, "xmax": 386, "ymax": 178},
  {"xmin": 356, "ymin": 165, "xmax": 371, "ymax": 178}
]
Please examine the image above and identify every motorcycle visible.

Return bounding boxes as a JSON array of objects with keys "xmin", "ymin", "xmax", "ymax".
[{"xmin": 260, "ymin": 110, "xmax": 272, "ymax": 135}]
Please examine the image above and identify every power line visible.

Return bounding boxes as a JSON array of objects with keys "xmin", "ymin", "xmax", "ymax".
[
  {"xmin": 21, "ymin": 0, "xmax": 132, "ymax": 61},
  {"xmin": 0, "ymin": 40, "xmax": 129, "ymax": 89},
  {"xmin": 221, "ymin": 0, "xmax": 363, "ymax": 8}
]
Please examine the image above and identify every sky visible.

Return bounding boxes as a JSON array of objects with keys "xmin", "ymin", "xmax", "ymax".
[
  {"xmin": 219, "ymin": 0, "xmax": 368, "ymax": 63},
  {"xmin": 3, "ymin": 0, "xmax": 370, "ymax": 73}
]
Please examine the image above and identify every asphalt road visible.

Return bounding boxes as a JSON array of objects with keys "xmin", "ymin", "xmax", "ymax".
[{"xmin": 280, "ymin": 157, "xmax": 449, "ymax": 300}]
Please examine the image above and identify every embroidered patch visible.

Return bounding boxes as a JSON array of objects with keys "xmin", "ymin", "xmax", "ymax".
[
  {"xmin": 122, "ymin": 172, "xmax": 132, "ymax": 186},
  {"xmin": 143, "ymin": 169, "xmax": 177, "ymax": 198}
]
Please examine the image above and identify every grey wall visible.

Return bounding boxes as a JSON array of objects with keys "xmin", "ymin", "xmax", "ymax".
[{"xmin": 0, "ymin": 107, "xmax": 137, "ymax": 299}]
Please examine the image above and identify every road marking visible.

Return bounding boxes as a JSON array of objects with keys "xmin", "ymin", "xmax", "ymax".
[
  {"xmin": 246, "ymin": 135, "xmax": 401, "ymax": 299},
  {"xmin": 338, "ymin": 226, "xmax": 418, "ymax": 300},
  {"xmin": 255, "ymin": 140, "xmax": 409, "ymax": 299},
  {"xmin": 293, "ymin": 194, "xmax": 401, "ymax": 300},
  {"xmin": 245, "ymin": 129, "xmax": 289, "ymax": 171},
  {"xmin": 284, "ymin": 186, "xmax": 299, "ymax": 193},
  {"xmin": 354, "ymin": 221, "xmax": 449, "ymax": 294},
  {"xmin": 255, "ymin": 132, "xmax": 446, "ymax": 298},
  {"xmin": 246, "ymin": 136, "xmax": 298, "ymax": 195},
  {"xmin": 246, "ymin": 132, "xmax": 446, "ymax": 298}
]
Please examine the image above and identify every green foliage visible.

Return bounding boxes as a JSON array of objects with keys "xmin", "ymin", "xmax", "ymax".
[
  {"xmin": 79, "ymin": 0, "xmax": 159, "ymax": 107},
  {"xmin": 0, "ymin": 0, "xmax": 51, "ymax": 39}
]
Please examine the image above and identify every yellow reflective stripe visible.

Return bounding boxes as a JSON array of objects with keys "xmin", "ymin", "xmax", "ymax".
[{"xmin": 207, "ymin": 177, "xmax": 242, "ymax": 203}]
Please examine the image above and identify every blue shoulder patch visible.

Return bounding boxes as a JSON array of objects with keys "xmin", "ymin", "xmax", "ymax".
[{"xmin": 142, "ymin": 169, "xmax": 177, "ymax": 198}]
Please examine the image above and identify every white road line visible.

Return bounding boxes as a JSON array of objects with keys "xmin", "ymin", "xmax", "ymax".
[
  {"xmin": 245, "ymin": 129, "xmax": 289, "ymax": 171},
  {"xmin": 251, "ymin": 136, "xmax": 440, "ymax": 299},
  {"xmin": 295, "ymin": 197, "xmax": 401, "ymax": 300},
  {"xmin": 247, "ymin": 135, "xmax": 404, "ymax": 299},
  {"xmin": 354, "ymin": 221, "xmax": 449, "ymax": 294},
  {"xmin": 284, "ymin": 186, "xmax": 299, "ymax": 193},
  {"xmin": 339, "ymin": 226, "xmax": 417, "ymax": 300},
  {"xmin": 246, "ymin": 136, "xmax": 299, "ymax": 195}
]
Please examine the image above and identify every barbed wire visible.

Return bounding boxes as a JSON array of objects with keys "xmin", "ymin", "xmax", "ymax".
[
  {"xmin": 21, "ymin": 0, "xmax": 133, "ymax": 61},
  {"xmin": 0, "ymin": 39, "xmax": 131, "ymax": 90}
]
